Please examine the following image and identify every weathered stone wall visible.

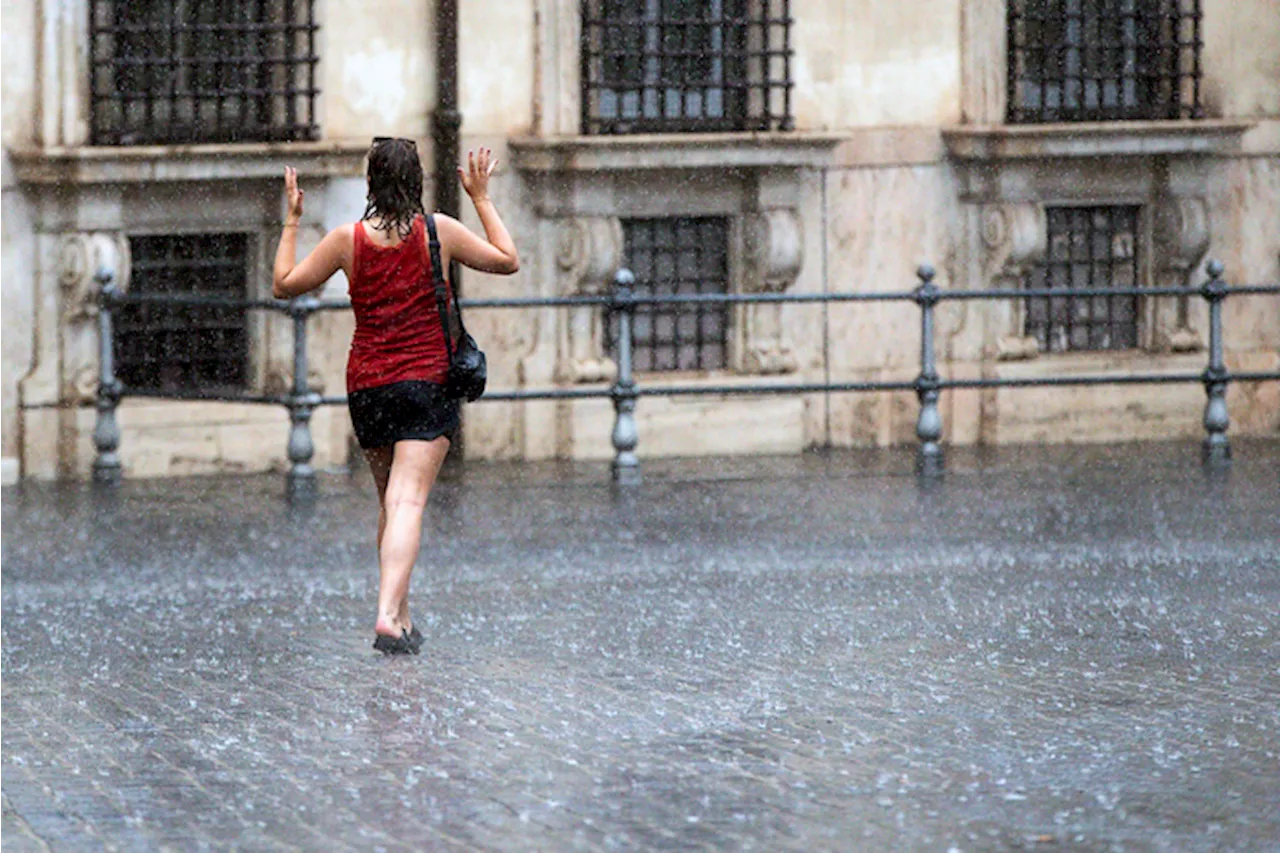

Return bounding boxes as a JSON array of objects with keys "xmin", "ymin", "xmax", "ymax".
[
  {"xmin": 1203, "ymin": 0, "xmax": 1280, "ymax": 120},
  {"xmin": 2, "ymin": 0, "xmax": 1277, "ymax": 481},
  {"xmin": 1, "ymin": 1, "xmax": 39, "ymax": 482},
  {"xmin": 793, "ymin": 0, "xmax": 963, "ymax": 129}
]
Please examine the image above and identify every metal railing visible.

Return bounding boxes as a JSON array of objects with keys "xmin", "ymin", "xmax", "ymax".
[{"xmin": 90, "ymin": 262, "xmax": 1280, "ymax": 496}]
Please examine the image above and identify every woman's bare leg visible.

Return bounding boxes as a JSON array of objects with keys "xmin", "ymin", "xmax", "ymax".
[
  {"xmin": 364, "ymin": 444, "xmax": 393, "ymax": 559},
  {"xmin": 373, "ymin": 437, "xmax": 450, "ymax": 638},
  {"xmin": 364, "ymin": 446, "xmax": 411, "ymax": 631},
  {"xmin": 365, "ymin": 445, "xmax": 425, "ymax": 634}
]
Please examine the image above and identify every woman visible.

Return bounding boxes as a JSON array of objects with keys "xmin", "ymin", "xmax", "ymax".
[{"xmin": 272, "ymin": 138, "xmax": 519, "ymax": 655}]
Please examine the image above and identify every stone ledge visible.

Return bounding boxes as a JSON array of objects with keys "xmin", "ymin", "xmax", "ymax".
[
  {"xmin": 986, "ymin": 350, "xmax": 1207, "ymax": 379},
  {"xmin": 510, "ymin": 132, "xmax": 845, "ymax": 172},
  {"xmin": 943, "ymin": 119, "xmax": 1255, "ymax": 161},
  {"xmin": 9, "ymin": 140, "xmax": 371, "ymax": 185}
]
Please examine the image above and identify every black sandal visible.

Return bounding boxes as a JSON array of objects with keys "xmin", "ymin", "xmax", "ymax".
[
  {"xmin": 373, "ymin": 629, "xmax": 418, "ymax": 655},
  {"xmin": 407, "ymin": 625, "xmax": 424, "ymax": 652}
]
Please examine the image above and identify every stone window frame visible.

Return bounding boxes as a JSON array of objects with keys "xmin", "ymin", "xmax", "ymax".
[
  {"xmin": 961, "ymin": 0, "xmax": 1211, "ymax": 127},
  {"xmin": 86, "ymin": 0, "xmax": 321, "ymax": 146},
  {"xmin": 1024, "ymin": 201, "xmax": 1157, "ymax": 353},
  {"xmin": 37, "ymin": 0, "xmax": 328, "ymax": 149},
  {"xmin": 10, "ymin": 144, "xmax": 369, "ymax": 416},
  {"xmin": 523, "ymin": 0, "xmax": 836, "ymax": 385},
  {"xmin": 951, "ymin": 0, "xmax": 1252, "ymax": 362},
  {"xmin": 115, "ymin": 230, "xmax": 257, "ymax": 394},
  {"xmin": 1003, "ymin": 0, "xmax": 1203, "ymax": 125},
  {"xmin": 578, "ymin": 0, "xmax": 794, "ymax": 136},
  {"xmin": 606, "ymin": 215, "xmax": 736, "ymax": 374}
]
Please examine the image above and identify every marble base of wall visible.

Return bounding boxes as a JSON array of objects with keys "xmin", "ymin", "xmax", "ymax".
[
  {"xmin": 980, "ymin": 351, "xmax": 1280, "ymax": 445},
  {"xmin": 20, "ymin": 401, "xmax": 349, "ymax": 480},
  {"xmin": 564, "ymin": 395, "xmax": 807, "ymax": 461},
  {"xmin": 818, "ymin": 354, "xmax": 1277, "ymax": 449}
]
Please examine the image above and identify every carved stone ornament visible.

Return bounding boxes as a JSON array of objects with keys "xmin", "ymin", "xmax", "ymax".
[
  {"xmin": 557, "ymin": 217, "xmax": 623, "ymax": 295},
  {"xmin": 979, "ymin": 204, "xmax": 1047, "ymax": 361},
  {"xmin": 745, "ymin": 209, "xmax": 803, "ymax": 294},
  {"xmin": 980, "ymin": 203, "xmax": 1045, "ymax": 279},
  {"xmin": 557, "ymin": 217, "xmax": 623, "ymax": 383},
  {"xmin": 1154, "ymin": 196, "xmax": 1210, "ymax": 271},
  {"xmin": 1153, "ymin": 196, "xmax": 1210, "ymax": 352},
  {"xmin": 59, "ymin": 232, "xmax": 130, "ymax": 404},
  {"xmin": 59, "ymin": 232, "xmax": 130, "ymax": 321},
  {"xmin": 742, "ymin": 209, "xmax": 802, "ymax": 375}
]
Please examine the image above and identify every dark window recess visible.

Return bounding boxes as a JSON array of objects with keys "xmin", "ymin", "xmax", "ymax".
[
  {"xmin": 609, "ymin": 218, "xmax": 731, "ymax": 372},
  {"xmin": 581, "ymin": 0, "xmax": 793, "ymax": 134},
  {"xmin": 117, "ymin": 234, "xmax": 250, "ymax": 392},
  {"xmin": 1023, "ymin": 206, "xmax": 1140, "ymax": 353},
  {"xmin": 89, "ymin": 0, "xmax": 319, "ymax": 145},
  {"xmin": 1007, "ymin": 0, "xmax": 1202, "ymax": 123}
]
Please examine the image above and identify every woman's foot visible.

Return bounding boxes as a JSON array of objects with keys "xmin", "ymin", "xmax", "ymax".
[
  {"xmin": 374, "ymin": 614, "xmax": 405, "ymax": 639},
  {"xmin": 373, "ymin": 629, "xmax": 417, "ymax": 655},
  {"xmin": 396, "ymin": 600, "xmax": 423, "ymax": 652}
]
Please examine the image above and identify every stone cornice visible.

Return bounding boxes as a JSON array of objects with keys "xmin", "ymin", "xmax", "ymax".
[
  {"xmin": 509, "ymin": 132, "xmax": 845, "ymax": 172},
  {"xmin": 8, "ymin": 141, "xmax": 371, "ymax": 185},
  {"xmin": 943, "ymin": 119, "xmax": 1255, "ymax": 161}
]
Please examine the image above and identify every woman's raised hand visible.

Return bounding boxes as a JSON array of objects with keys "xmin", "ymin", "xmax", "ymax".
[
  {"xmin": 284, "ymin": 166, "xmax": 305, "ymax": 224},
  {"xmin": 458, "ymin": 148, "xmax": 498, "ymax": 203}
]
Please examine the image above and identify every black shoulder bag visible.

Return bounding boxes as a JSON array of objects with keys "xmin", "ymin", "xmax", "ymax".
[{"xmin": 425, "ymin": 214, "xmax": 487, "ymax": 402}]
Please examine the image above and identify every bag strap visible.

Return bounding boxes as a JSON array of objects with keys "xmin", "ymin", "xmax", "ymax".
[{"xmin": 424, "ymin": 214, "xmax": 456, "ymax": 360}]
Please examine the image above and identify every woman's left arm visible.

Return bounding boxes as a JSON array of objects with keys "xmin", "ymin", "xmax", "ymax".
[{"xmin": 273, "ymin": 166, "xmax": 351, "ymax": 299}]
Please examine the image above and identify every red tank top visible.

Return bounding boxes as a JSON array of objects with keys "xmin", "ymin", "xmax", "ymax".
[{"xmin": 346, "ymin": 215, "xmax": 452, "ymax": 392}]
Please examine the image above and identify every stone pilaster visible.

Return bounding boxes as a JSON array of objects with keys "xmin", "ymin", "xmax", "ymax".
[
  {"xmin": 739, "ymin": 208, "xmax": 802, "ymax": 375},
  {"xmin": 555, "ymin": 216, "xmax": 622, "ymax": 383},
  {"xmin": 1152, "ymin": 196, "xmax": 1210, "ymax": 352},
  {"xmin": 979, "ymin": 203, "xmax": 1046, "ymax": 360},
  {"xmin": 960, "ymin": 0, "xmax": 1008, "ymax": 124}
]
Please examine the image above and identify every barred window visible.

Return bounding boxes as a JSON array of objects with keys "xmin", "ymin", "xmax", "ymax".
[
  {"xmin": 610, "ymin": 218, "xmax": 731, "ymax": 372},
  {"xmin": 581, "ymin": 0, "xmax": 793, "ymax": 134},
  {"xmin": 1007, "ymin": 0, "xmax": 1202, "ymax": 123},
  {"xmin": 89, "ymin": 0, "xmax": 319, "ymax": 145},
  {"xmin": 117, "ymin": 234, "xmax": 250, "ymax": 392},
  {"xmin": 1023, "ymin": 206, "xmax": 1140, "ymax": 353}
]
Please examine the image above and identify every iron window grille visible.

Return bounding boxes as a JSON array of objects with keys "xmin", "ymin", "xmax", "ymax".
[
  {"xmin": 117, "ymin": 234, "xmax": 251, "ymax": 392},
  {"xmin": 1007, "ymin": 0, "xmax": 1202, "ymax": 123},
  {"xmin": 1023, "ymin": 206, "xmax": 1141, "ymax": 353},
  {"xmin": 609, "ymin": 218, "xmax": 731, "ymax": 372},
  {"xmin": 89, "ymin": 0, "xmax": 319, "ymax": 145},
  {"xmin": 581, "ymin": 0, "xmax": 793, "ymax": 135}
]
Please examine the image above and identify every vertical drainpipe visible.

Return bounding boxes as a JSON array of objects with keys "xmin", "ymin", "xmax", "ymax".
[
  {"xmin": 433, "ymin": 0, "xmax": 461, "ymax": 224},
  {"xmin": 432, "ymin": 0, "xmax": 465, "ymax": 458}
]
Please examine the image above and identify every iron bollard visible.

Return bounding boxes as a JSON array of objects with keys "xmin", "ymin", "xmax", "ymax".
[
  {"xmin": 913, "ymin": 264, "xmax": 944, "ymax": 476},
  {"xmin": 1200, "ymin": 260, "xmax": 1231, "ymax": 465},
  {"xmin": 286, "ymin": 296, "xmax": 321, "ymax": 501},
  {"xmin": 610, "ymin": 268, "xmax": 641, "ymax": 485},
  {"xmin": 93, "ymin": 272, "xmax": 123, "ymax": 485},
  {"xmin": 93, "ymin": 272, "xmax": 124, "ymax": 484}
]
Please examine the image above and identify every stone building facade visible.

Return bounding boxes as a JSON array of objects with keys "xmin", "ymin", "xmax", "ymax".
[{"xmin": 3, "ymin": 0, "xmax": 1277, "ymax": 483}]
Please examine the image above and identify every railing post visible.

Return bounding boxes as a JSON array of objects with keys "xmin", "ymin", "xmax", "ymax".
[
  {"xmin": 610, "ymin": 268, "xmax": 640, "ymax": 485},
  {"xmin": 1200, "ymin": 259, "xmax": 1231, "ymax": 466},
  {"xmin": 286, "ymin": 296, "xmax": 320, "ymax": 501},
  {"xmin": 913, "ymin": 264, "xmax": 944, "ymax": 476},
  {"xmin": 93, "ymin": 271, "xmax": 123, "ymax": 485}
]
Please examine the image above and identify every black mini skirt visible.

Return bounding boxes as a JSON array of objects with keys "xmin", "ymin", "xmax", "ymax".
[{"xmin": 347, "ymin": 380, "xmax": 460, "ymax": 450}]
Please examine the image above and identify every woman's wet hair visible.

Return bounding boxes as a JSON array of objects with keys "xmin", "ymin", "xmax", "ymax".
[{"xmin": 362, "ymin": 138, "xmax": 425, "ymax": 240}]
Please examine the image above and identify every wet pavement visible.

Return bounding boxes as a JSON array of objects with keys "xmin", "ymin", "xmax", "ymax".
[{"xmin": 3, "ymin": 440, "xmax": 1279, "ymax": 852}]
